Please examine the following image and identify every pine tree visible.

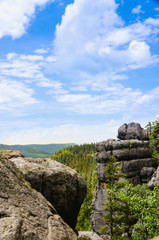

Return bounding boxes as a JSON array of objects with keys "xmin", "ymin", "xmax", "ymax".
[{"xmin": 100, "ymin": 156, "xmax": 126, "ymax": 239}]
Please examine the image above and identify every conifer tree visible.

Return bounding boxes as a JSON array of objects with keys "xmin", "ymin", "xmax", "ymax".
[{"xmin": 100, "ymin": 156, "xmax": 126, "ymax": 239}]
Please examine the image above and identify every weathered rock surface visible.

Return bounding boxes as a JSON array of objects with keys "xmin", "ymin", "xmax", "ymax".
[
  {"xmin": 148, "ymin": 166, "xmax": 159, "ymax": 188},
  {"xmin": 78, "ymin": 231, "xmax": 103, "ymax": 240},
  {"xmin": 9, "ymin": 154, "xmax": 87, "ymax": 230},
  {"xmin": 91, "ymin": 183, "xmax": 107, "ymax": 234},
  {"xmin": 91, "ymin": 136, "xmax": 157, "ymax": 236},
  {"xmin": 0, "ymin": 151, "xmax": 77, "ymax": 240},
  {"xmin": 117, "ymin": 122, "xmax": 149, "ymax": 140}
]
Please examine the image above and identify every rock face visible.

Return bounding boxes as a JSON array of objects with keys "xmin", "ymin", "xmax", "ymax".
[
  {"xmin": 9, "ymin": 156, "xmax": 87, "ymax": 230},
  {"xmin": 148, "ymin": 166, "xmax": 159, "ymax": 188},
  {"xmin": 91, "ymin": 138, "xmax": 157, "ymax": 235},
  {"xmin": 117, "ymin": 122, "xmax": 149, "ymax": 140},
  {"xmin": 0, "ymin": 151, "xmax": 77, "ymax": 240}
]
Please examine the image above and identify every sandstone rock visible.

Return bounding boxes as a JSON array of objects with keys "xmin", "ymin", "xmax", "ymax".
[
  {"xmin": 150, "ymin": 236, "xmax": 159, "ymax": 240},
  {"xmin": 78, "ymin": 231, "xmax": 103, "ymax": 240},
  {"xmin": 140, "ymin": 167, "xmax": 156, "ymax": 183},
  {"xmin": 91, "ymin": 183, "xmax": 107, "ymax": 234},
  {"xmin": 0, "ymin": 156, "xmax": 77, "ymax": 240},
  {"xmin": 148, "ymin": 166, "xmax": 159, "ymax": 188},
  {"xmin": 121, "ymin": 159, "xmax": 156, "ymax": 179},
  {"xmin": 96, "ymin": 146, "xmax": 152, "ymax": 163},
  {"xmin": 97, "ymin": 163, "xmax": 106, "ymax": 182},
  {"xmin": 0, "ymin": 149, "xmax": 24, "ymax": 159},
  {"xmin": 117, "ymin": 122, "xmax": 149, "ymax": 140},
  {"xmin": 9, "ymin": 155, "xmax": 87, "ymax": 230},
  {"xmin": 92, "ymin": 137, "xmax": 156, "ymax": 237}
]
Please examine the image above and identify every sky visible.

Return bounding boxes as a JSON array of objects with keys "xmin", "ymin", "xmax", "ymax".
[{"xmin": 0, "ymin": 0, "xmax": 159, "ymax": 144}]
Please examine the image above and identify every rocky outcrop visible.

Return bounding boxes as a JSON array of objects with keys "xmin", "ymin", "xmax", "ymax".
[
  {"xmin": 117, "ymin": 122, "xmax": 149, "ymax": 140},
  {"xmin": 91, "ymin": 137, "xmax": 157, "ymax": 235},
  {"xmin": 78, "ymin": 231, "xmax": 103, "ymax": 240},
  {"xmin": 9, "ymin": 155, "xmax": 86, "ymax": 230},
  {"xmin": 0, "ymin": 151, "xmax": 77, "ymax": 240},
  {"xmin": 148, "ymin": 166, "xmax": 159, "ymax": 188}
]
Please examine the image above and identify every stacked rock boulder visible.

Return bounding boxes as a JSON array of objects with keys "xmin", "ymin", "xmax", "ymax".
[
  {"xmin": 91, "ymin": 123, "xmax": 157, "ymax": 235},
  {"xmin": 0, "ymin": 150, "xmax": 87, "ymax": 240}
]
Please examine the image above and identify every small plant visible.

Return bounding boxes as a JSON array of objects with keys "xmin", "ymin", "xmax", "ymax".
[{"xmin": 129, "ymin": 139, "xmax": 134, "ymax": 149}]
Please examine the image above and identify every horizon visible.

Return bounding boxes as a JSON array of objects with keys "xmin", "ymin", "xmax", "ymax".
[{"xmin": 0, "ymin": 0, "xmax": 159, "ymax": 144}]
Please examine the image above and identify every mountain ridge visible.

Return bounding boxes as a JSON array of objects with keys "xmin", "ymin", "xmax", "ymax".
[{"xmin": 0, "ymin": 143, "xmax": 75, "ymax": 158}]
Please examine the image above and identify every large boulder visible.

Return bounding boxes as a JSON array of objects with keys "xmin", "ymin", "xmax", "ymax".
[
  {"xmin": 7, "ymin": 152, "xmax": 87, "ymax": 230},
  {"xmin": 0, "ymin": 151, "xmax": 77, "ymax": 240},
  {"xmin": 117, "ymin": 122, "xmax": 149, "ymax": 140}
]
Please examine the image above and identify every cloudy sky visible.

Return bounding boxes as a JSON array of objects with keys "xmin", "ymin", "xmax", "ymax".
[{"xmin": 0, "ymin": 0, "xmax": 159, "ymax": 144}]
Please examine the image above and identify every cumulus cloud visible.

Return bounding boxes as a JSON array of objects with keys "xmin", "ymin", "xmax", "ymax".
[
  {"xmin": 50, "ymin": 0, "xmax": 159, "ymax": 77},
  {"xmin": 52, "ymin": 0, "xmax": 123, "ymax": 73},
  {"xmin": 1, "ymin": 0, "xmax": 159, "ymax": 125},
  {"xmin": 0, "ymin": 0, "xmax": 53, "ymax": 38}
]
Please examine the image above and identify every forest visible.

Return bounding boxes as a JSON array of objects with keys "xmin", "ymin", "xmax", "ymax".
[
  {"xmin": 52, "ymin": 120, "xmax": 159, "ymax": 240},
  {"xmin": 52, "ymin": 143, "xmax": 97, "ymax": 231}
]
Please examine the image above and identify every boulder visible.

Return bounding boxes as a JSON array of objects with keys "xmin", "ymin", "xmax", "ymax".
[
  {"xmin": 148, "ymin": 166, "xmax": 159, "ymax": 188},
  {"xmin": 0, "ymin": 152, "xmax": 77, "ymax": 240},
  {"xmin": 8, "ymin": 154, "xmax": 87, "ymax": 230},
  {"xmin": 78, "ymin": 231, "xmax": 103, "ymax": 240},
  {"xmin": 117, "ymin": 122, "xmax": 149, "ymax": 140}
]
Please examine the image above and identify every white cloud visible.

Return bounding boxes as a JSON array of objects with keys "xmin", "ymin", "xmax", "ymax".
[
  {"xmin": 53, "ymin": 80, "xmax": 159, "ymax": 116},
  {"xmin": 0, "ymin": 0, "xmax": 54, "ymax": 38},
  {"xmin": 52, "ymin": 0, "xmax": 123, "ymax": 73},
  {"xmin": 0, "ymin": 52, "xmax": 67, "ymax": 115},
  {"xmin": 132, "ymin": 5, "xmax": 143, "ymax": 14},
  {"xmin": 0, "ymin": 0, "xmax": 159, "ymax": 127},
  {"xmin": 49, "ymin": 0, "xmax": 159, "ymax": 78},
  {"xmin": 128, "ymin": 40, "xmax": 151, "ymax": 63},
  {"xmin": 0, "ymin": 121, "xmax": 119, "ymax": 144},
  {"xmin": 0, "ymin": 53, "xmax": 59, "ymax": 87},
  {"xmin": 145, "ymin": 17, "xmax": 159, "ymax": 26},
  {"xmin": 0, "ymin": 78, "xmax": 38, "ymax": 111},
  {"xmin": 35, "ymin": 48, "xmax": 49, "ymax": 54}
]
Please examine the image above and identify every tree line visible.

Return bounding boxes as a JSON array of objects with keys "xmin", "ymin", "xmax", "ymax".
[{"xmin": 52, "ymin": 143, "xmax": 97, "ymax": 231}]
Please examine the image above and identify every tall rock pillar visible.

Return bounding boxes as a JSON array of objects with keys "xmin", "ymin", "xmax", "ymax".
[{"xmin": 91, "ymin": 123, "xmax": 156, "ymax": 236}]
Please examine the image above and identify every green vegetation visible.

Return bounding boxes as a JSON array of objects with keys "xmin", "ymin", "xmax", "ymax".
[
  {"xmin": 101, "ymin": 156, "xmax": 159, "ymax": 240},
  {"xmin": 99, "ymin": 156, "xmax": 133, "ymax": 239},
  {"xmin": 148, "ymin": 120, "xmax": 159, "ymax": 162},
  {"xmin": 118, "ymin": 184, "xmax": 159, "ymax": 240},
  {"xmin": 52, "ymin": 143, "xmax": 97, "ymax": 231},
  {"xmin": 0, "ymin": 143, "xmax": 74, "ymax": 158}
]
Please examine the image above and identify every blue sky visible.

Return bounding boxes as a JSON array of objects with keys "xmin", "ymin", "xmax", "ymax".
[{"xmin": 0, "ymin": 0, "xmax": 159, "ymax": 144}]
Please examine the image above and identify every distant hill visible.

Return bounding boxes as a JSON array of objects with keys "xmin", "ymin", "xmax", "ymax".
[{"xmin": 0, "ymin": 143, "xmax": 75, "ymax": 158}]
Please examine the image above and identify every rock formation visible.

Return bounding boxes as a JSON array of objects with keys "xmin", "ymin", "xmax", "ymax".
[
  {"xmin": 117, "ymin": 122, "xmax": 149, "ymax": 140},
  {"xmin": 9, "ymin": 155, "xmax": 86, "ymax": 230},
  {"xmin": 91, "ymin": 123, "xmax": 157, "ymax": 236},
  {"xmin": 148, "ymin": 166, "xmax": 159, "ymax": 188},
  {"xmin": 0, "ymin": 150, "xmax": 87, "ymax": 239}
]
